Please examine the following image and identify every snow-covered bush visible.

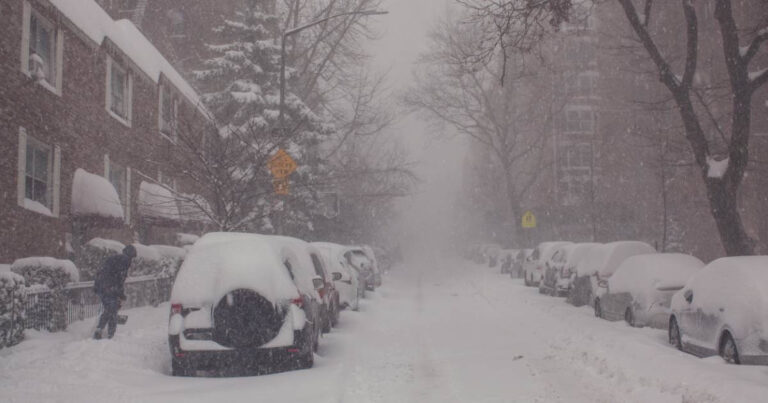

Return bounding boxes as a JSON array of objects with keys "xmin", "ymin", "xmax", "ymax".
[
  {"xmin": 76, "ymin": 238, "xmax": 125, "ymax": 281},
  {"xmin": 0, "ymin": 270, "xmax": 26, "ymax": 348},
  {"xmin": 129, "ymin": 243, "xmax": 174, "ymax": 278},
  {"xmin": 149, "ymin": 245, "xmax": 187, "ymax": 278},
  {"xmin": 11, "ymin": 257, "xmax": 79, "ymax": 332}
]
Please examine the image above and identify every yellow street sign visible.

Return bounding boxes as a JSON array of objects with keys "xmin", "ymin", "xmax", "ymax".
[
  {"xmin": 268, "ymin": 149, "xmax": 297, "ymax": 178},
  {"xmin": 522, "ymin": 211, "xmax": 536, "ymax": 229},
  {"xmin": 274, "ymin": 178, "xmax": 290, "ymax": 195}
]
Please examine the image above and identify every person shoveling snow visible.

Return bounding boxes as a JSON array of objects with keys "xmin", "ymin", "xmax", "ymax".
[{"xmin": 93, "ymin": 245, "xmax": 135, "ymax": 339}]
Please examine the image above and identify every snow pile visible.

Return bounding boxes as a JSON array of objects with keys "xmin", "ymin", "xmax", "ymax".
[
  {"xmin": 11, "ymin": 257, "xmax": 79, "ymax": 285},
  {"xmin": 673, "ymin": 256, "xmax": 768, "ymax": 342},
  {"xmin": 171, "ymin": 233, "xmax": 300, "ymax": 309},
  {"xmin": 0, "ymin": 270, "xmax": 26, "ymax": 348},
  {"xmin": 138, "ymin": 181, "xmax": 179, "ymax": 221},
  {"xmin": 130, "ymin": 243, "xmax": 176, "ymax": 278},
  {"xmin": 609, "ymin": 253, "xmax": 704, "ymax": 306},
  {"xmin": 48, "ymin": 0, "xmax": 206, "ymax": 115},
  {"xmin": 576, "ymin": 241, "xmax": 655, "ymax": 277},
  {"xmin": 70, "ymin": 168, "xmax": 124, "ymax": 219}
]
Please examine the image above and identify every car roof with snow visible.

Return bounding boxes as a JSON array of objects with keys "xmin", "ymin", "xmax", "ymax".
[
  {"xmin": 536, "ymin": 241, "xmax": 572, "ymax": 261},
  {"xmin": 576, "ymin": 241, "xmax": 656, "ymax": 277},
  {"xmin": 171, "ymin": 233, "xmax": 301, "ymax": 307},
  {"xmin": 608, "ymin": 253, "xmax": 705, "ymax": 295}
]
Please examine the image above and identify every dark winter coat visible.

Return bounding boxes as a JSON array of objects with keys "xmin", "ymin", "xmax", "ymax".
[{"xmin": 94, "ymin": 255, "xmax": 132, "ymax": 299}]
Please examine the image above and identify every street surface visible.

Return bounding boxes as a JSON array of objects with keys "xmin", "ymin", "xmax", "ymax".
[{"xmin": 3, "ymin": 257, "xmax": 768, "ymax": 402}]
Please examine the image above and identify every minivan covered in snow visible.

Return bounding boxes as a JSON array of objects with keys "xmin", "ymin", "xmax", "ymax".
[{"xmin": 167, "ymin": 233, "xmax": 324, "ymax": 376}]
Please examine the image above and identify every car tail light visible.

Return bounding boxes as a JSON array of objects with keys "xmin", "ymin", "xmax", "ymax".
[
  {"xmin": 171, "ymin": 303, "xmax": 182, "ymax": 315},
  {"xmin": 291, "ymin": 296, "xmax": 304, "ymax": 308},
  {"xmin": 287, "ymin": 348, "xmax": 300, "ymax": 353}
]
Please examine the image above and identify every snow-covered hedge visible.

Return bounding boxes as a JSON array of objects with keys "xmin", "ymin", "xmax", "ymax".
[
  {"xmin": 76, "ymin": 238, "xmax": 125, "ymax": 281},
  {"xmin": 11, "ymin": 257, "xmax": 78, "ymax": 332},
  {"xmin": 78, "ymin": 238, "xmax": 185, "ymax": 279},
  {"xmin": 0, "ymin": 271, "xmax": 26, "ymax": 348}
]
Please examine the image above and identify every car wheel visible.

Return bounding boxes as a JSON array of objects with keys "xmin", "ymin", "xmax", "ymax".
[
  {"xmin": 593, "ymin": 299, "xmax": 602, "ymax": 318},
  {"xmin": 668, "ymin": 316, "xmax": 683, "ymax": 350},
  {"xmin": 719, "ymin": 332, "xmax": 741, "ymax": 364},
  {"xmin": 171, "ymin": 359, "xmax": 193, "ymax": 377},
  {"xmin": 624, "ymin": 308, "xmax": 635, "ymax": 327}
]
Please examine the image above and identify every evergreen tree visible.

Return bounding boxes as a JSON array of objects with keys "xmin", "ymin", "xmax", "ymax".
[{"xmin": 193, "ymin": 0, "xmax": 331, "ymax": 234}]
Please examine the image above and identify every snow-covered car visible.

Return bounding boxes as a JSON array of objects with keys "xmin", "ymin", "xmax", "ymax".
[
  {"xmin": 569, "ymin": 241, "xmax": 656, "ymax": 308},
  {"xmin": 596, "ymin": 253, "xmax": 704, "ymax": 328},
  {"xmin": 362, "ymin": 245, "xmax": 382, "ymax": 287},
  {"xmin": 167, "ymin": 233, "xmax": 324, "ymax": 376},
  {"xmin": 346, "ymin": 248, "xmax": 374, "ymax": 294},
  {"xmin": 509, "ymin": 249, "xmax": 532, "ymax": 278},
  {"xmin": 539, "ymin": 243, "xmax": 600, "ymax": 296},
  {"xmin": 668, "ymin": 256, "xmax": 768, "ymax": 365},
  {"xmin": 484, "ymin": 244, "xmax": 502, "ymax": 268},
  {"xmin": 313, "ymin": 242, "xmax": 361, "ymax": 311},
  {"xmin": 524, "ymin": 242, "xmax": 572, "ymax": 287},
  {"xmin": 499, "ymin": 249, "xmax": 519, "ymax": 274}
]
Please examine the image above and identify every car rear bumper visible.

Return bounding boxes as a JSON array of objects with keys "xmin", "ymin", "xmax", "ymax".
[{"xmin": 169, "ymin": 330, "xmax": 310, "ymax": 371}]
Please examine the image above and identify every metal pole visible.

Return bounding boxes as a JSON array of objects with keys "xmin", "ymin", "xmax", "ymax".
[{"xmin": 278, "ymin": 32, "xmax": 287, "ymax": 133}]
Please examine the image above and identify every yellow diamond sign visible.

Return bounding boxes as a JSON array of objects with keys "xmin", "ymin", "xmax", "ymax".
[
  {"xmin": 522, "ymin": 211, "xmax": 536, "ymax": 229},
  {"xmin": 268, "ymin": 149, "xmax": 297, "ymax": 179}
]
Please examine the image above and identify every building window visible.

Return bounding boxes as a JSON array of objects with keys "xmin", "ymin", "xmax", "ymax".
[
  {"xmin": 159, "ymin": 84, "xmax": 178, "ymax": 141},
  {"xmin": 17, "ymin": 129, "xmax": 60, "ymax": 216},
  {"xmin": 564, "ymin": 108, "xmax": 595, "ymax": 134},
  {"xmin": 559, "ymin": 143, "xmax": 593, "ymax": 170},
  {"xmin": 21, "ymin": 3, "xmax": 63, "ymax": 94},
  {"xmin": 25, "ymin": 137, "xmax": 51, "ymax": 208},
  {"xmin": 106, "ymin": 56, "xmax": 132, "ymax": 125},
  {"xmin": 566, "ymin": 73, "xmax": 597, "ymax": 98}
]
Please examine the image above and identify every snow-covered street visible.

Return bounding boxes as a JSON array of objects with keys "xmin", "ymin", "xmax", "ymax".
[{"xmin": 3, "ymin": 258, "xmax": 768, "ymax": 403}]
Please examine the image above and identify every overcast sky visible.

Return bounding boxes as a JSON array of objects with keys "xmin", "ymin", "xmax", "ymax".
[{"xmin": 365, "ymin": 0, "xmax": 466, "ymax": 249}]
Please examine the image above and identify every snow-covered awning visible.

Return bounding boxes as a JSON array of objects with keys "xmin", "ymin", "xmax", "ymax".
[
  {"xmin": 138, "ymin": 181, "xmax": 179, "ymax": 221},
  {"xmin": 71, "ymin": 168, "xmax": 124, "ymax": 219}
]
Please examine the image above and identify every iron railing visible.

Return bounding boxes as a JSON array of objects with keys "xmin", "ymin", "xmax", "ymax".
[{"xmin": 22, "ymin": 275, "xmax": 174, "ymax": 331}]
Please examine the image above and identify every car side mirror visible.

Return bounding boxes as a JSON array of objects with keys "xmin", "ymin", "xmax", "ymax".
[
  {"xmin": 332, "ymin": 272, "xmax": 342, "ymax": 281},
  {"xmin": 684, "ymin": 289, "xmax": 693, "ymax": 304},
  {"xmin": 312, "ymin": 277, "xmax": 325, "ymax": 290}
]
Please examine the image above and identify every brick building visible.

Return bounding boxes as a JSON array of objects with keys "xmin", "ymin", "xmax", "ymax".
[{"xmin": 0, "ymin": 0, "xmax": 211, "ymax": 263}]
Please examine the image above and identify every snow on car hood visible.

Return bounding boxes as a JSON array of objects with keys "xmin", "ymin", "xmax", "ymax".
[
  {"xmin": 171, "ymin": 235, "xmax": 300, "ymax": 308},
  {"xmin": 576, "ymin": 241, "xmax": 655, "ymax": 277}
]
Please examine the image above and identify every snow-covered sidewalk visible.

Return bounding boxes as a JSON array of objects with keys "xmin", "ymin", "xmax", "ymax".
[{"xmin": 2, "ymin": 258, "xmax": 768, "ymax": 402}]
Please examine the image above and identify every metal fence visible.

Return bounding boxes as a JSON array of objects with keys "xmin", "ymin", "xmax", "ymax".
[{"xmin": 22, "ymin": 275, "xmax": 174, "ymax": 331}]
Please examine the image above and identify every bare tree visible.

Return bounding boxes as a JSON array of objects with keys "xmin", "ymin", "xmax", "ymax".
[
  {"xmin": 405, "ymin": 14, "xmax": 555, "ymax": 242},
  {"xmin": 455, "ymin": 0, "xmax": 768, "ymax": 255}
]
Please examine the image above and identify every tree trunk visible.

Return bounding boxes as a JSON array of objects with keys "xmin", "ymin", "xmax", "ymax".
[{"xmin": 705, "ymin": 178, "xmax": 753, "ymax": 256}]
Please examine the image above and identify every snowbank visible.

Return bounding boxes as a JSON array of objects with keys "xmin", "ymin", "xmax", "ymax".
[
  {"xmin": 71, "ymin": 168, "xmax": 124, "ymax": 219},
  {"xmin": 88, "ymin": 237, "xmax": 125, "ymax": 254},
  {"xmin": 138, "ymin": 182, "xmax": 179, "ymax": 221},
  {"xmin": 609, "ymin": 253, "xmax": 704, "ymax": 305},
  {"xmin": 0, "ymin": 270, "xmax": 26, "ymax": 348}
]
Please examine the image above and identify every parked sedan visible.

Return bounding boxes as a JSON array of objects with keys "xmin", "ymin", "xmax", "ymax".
[
  {"xmin": 313, "ymin": 242, "xmax": 361, "ymax": 311},
  {"xmin": 569, "ymin": 241, "xmax": 655, "ymax": 308},
  {"xmin": 595, "ymin": 253, "xmax": 704, "ymax": 328},
  {"xmin": 539, "ymin": 243, "xmax": 600, "ymax": 297},
  {"xmin": 524, "ymin": 242, "xmax": 572, "ymax": 287},
  {"xmin": 669, "ymin": 256, "xmax": 768, "ymax": 365}
]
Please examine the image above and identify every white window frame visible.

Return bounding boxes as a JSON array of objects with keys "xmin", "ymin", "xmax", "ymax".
[
  {"xmin": 564, "ymin": 106, "xmax": 596, "ymax": 134},
  {"xmin": 20, "ymin": 1, "xmax": 64, "ymax": 96},
  {"xmin": 17, "ymin": 128, "xmax": 60, "ymax": 217},
  {"xmin": 104, "ymin": 154, "xmax": 132, "ymax": 223},
  {"xmin": 105, "ymin": 55, "xmax": 133, "ymax": 127},
  {"xmin": 158, "ymin": 83, "xmax": 178, "ymax": 143}
]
